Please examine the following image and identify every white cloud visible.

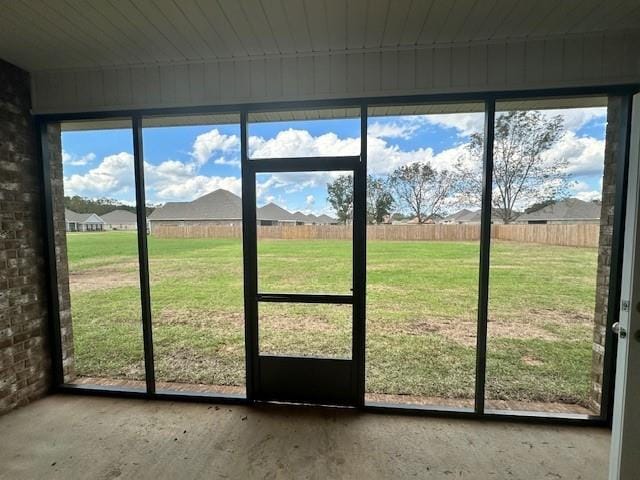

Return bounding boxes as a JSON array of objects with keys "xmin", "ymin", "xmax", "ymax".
[
  {"xmin": 541, "ymin": 107, "xmax": 606, "ymax": 132},
  {"xmin": 414, "ymin": 107, "xmax": 606, "ymax": 138},
  {"xmin": 574, "ymin": 190, "xmax": 602, "ymax": 202},
  {"xmin": 572, "ymin": 181, "xmax": 592, "ymax": 192},
  {"xmin": 249, "ymin": 129, "xmax": 359, "ymax": 159},
  {"xmin": 542, "ymin": 131, "xmax": 605, "ymax": 176},
  {"xmin": 62, "ymin": 150, "xmax": 96, "ymax": 166},
  {"xmin": 570, "ymin": 181, "xmax": 602, "ymax": 202},
  {"xmin": 64, "ymin": 151, "xmax": 241, "ymax": 203},
  {"xmin": 368, "ymin": 120, "xmax": 421, "ymax": 139},
  {"xmin": 191, "ymin": 129, "xmax": 239, "ymax": 165},
  {"xmin": 149, "ymin": 174, "xmax": 241, "ymax": 201},
  {"xmin": 65, "ymin": 152, "xmax": 135, "ymax": 200},
  {"xmin": 213, "ymin": 156, "xmax": 241, "ymax": 167},
  {"xmin": 424, "ymin": 113, "xmax": 484, "ymax": 137},
  {"xmin": 305, "ymin": 195, "xmax": 315, "ymax": 207}
]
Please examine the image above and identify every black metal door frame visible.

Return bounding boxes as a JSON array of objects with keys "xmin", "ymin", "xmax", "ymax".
[{"xmin": 241, "ymin": 107, "xmax": 367, "ymax": 405}]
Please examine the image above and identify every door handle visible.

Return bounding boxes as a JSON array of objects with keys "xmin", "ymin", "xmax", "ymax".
[{"xmin": 612, "ymin": 322, "xmax": 627, "ymax": 339}]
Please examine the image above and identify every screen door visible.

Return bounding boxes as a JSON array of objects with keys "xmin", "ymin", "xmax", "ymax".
[{"xmin": 241, "ymin": 137, "xmax": 366, "ymax": 405}]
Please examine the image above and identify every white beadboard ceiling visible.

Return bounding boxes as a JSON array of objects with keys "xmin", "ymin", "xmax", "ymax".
[{"xmin": 1, "ymin": 0, "xmax": 639, "ymax": 72}]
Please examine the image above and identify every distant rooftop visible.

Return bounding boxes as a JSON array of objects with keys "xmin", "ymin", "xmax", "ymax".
[
  {"xmin": 148, "ymin": 189, "xmax": 336, "ymax": 224},
  {"xmin": 101, "ymin": 209, "xmax": 137, "ymax": 224},
  {"xmin": 64, "ymin": 208, "xmax": 104, "ymax": 224},
  {"xmin": 517, "ymin": 198, "xmax": 602, "ymax": 222}
]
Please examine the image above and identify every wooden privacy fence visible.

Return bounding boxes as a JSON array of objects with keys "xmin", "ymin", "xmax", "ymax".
[
  {"xmin": 152, "ymin": 223, "xmax": 600, "ymax": 247},
  {"xmin": 491, "ymin": 223, "xmax": 599, "ymax": 247}
]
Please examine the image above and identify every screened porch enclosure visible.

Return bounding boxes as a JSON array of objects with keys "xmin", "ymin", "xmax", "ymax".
[{"xmin": 41, "ymin": 90, "xmax": 633, "ymax": 425}]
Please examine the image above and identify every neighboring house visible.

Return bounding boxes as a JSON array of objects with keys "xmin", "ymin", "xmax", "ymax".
[
  {"xmin": 292, "ymin": 211, "xmax": 321, "ymax": 225},
  {"xmin": 441, "ymin": 209, "xmax": 475, "ymax": 224},
  {"xmin": 315, "ymin": 214, "xmax": 339, "ymax": 225},
  {"xmin": 101, "ymin": 209, "xmax": 138, "ymax": 230},
  {"xmin": 440, "ymin": 208, "xmax": 514, "ymax": 224},
  {"xmin": 515, "ymin": 198, "xmax": 602, "ymax": 224},
  {"xmin": 147, "ymin": 189, "xmax": 337, "ymax": 232},
  {"xmin": 64, "ymin": 209, "xmax": 105, "ymax": 232},
  {"xmin": 258, "ymin": 202, "xmax": 298, "ymax": 225}
]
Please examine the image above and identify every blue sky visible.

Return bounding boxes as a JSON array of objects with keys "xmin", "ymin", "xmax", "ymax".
[{"xmin": 61, "ymin": 107, "xmax": 607, "ymax": 215}]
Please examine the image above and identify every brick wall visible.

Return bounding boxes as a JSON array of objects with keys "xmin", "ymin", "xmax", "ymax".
[
  {"xmin": 589, "ymin": 96, "xmax": 622, "ymax": 412},
  {"xmin": 46, "ymin": 123, "xmax": 75, "ymax": 383},
  {"xmin": 0, "ymin": 59, "xmax": 51, "ymax": 414}
]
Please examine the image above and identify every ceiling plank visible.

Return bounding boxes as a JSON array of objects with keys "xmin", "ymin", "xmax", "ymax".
[
  {"xmin": 380, "ymin": 0, "xmax": 411, "ymax": 47},
  {"xmin": 435, "ymin": 0, "xmax": 479, "ymax": 44},
  {"xmin": 87, "ymin": 0, "xmax": 172, "ymax": 63},
  {"xmin": 66, "ymin": 0, "xmax": 157, "ymax": 64},
  {"xmin": 261, "ymin": 0, "xmax": 297, "ymax": 54},
  {"xmin": 240, "ymin": 0, "xmax": 280, "ymax": 55},
  {"xmin": 218, "ymin": 0, "xmax": 264, "ymax": 56},
  {"xmin": 417, "ymin": 0, "xmax": 454, "ymax": 45},
  {"xmin": 346, "ymin": 0, "xmax": 367, "ymax": 49},
  {"xmin": 324, "ymin": 0, "xmax": 347, "ymax": 51},
  {"xmin": 109, "ymin": 0, "xmax": 185, "ymax": 62},
  {"xmin": 364, "ymin": 0, "xmax": 390, "ymax": 48},
  {"xmin": 399, "ymin": 0, "xmax": 434, "ymax": 45},
  {"xmin": 194, "ymin": 0, "xmax": 248, "ymax": 58},
  {"xmin": 283, "ymin": 0, "xmax": 313, "ymax": 53},
  {"xmin": 6, "ymin": 1, "xmax": 99, "ymax": 68},
  {"xmin": 130, "ymin": 0, "xmax": 203, "ymax": 61},
  {"xmin": 174, "ymin": 0, "xmax": 233, "ymax": 59},
  {"xmin": 60, "ymin": 0, "xmax": 145, "ymax": 65},
  {"xmin": 468, "ymin": 0, "xmax": 520, "ymax": 41},
  {"xmin": 156, "ymin": 0, "xmax": 221, "ymax": 59},
  {"xmin": 304, "ymin": 0, "xmax": 330, "ymax": 52}
]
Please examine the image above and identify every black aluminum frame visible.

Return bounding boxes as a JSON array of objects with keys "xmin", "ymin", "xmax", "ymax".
[
  {"xmin": 243, "ymin": 146, "xmax": 365, "ymax": 405},
  {"xmin": 37, "ymin": 84, "xmax": 639, "ymax": 426}
]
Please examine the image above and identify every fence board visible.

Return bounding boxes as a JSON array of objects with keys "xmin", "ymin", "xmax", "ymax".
[{"xmin": 152, "ymin": 223, "xmax": 599, "ymax": 247}]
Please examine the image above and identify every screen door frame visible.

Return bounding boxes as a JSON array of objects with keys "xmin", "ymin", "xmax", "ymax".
[{"xmin": 240, "ymin": 107, "xmax": 367, "ymax": 406}]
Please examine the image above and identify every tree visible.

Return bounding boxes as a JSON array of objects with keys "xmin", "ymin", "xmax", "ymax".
[
  {"xmin": 326, "ymin": 175, "xmax": 353, "ymax": 224},
  {"xmin": 388, "ymin": 162, "xmax": 458, "ymax": 223},
  {"xmin": 326, "ymin": 175, "xmax": 396, "ymax": 224},
  {"xmin": 63, "ymin": 195, "xmax": 156, "ymax": 216},
  {"xmin": 525, "ymin": 199, "xmax": 556, "ymax": 214},
  {"xmin": 457, "ymin": 110, "xmax": 566, "ymax": 223},
  {"xmin": 366, "ymin": 176, "xmax": 394, "ymax": 224}
]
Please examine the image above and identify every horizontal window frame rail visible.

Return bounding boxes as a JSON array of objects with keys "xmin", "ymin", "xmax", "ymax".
[
  {"xmin": 248, "ymin": 156, "xmax": 360, "ymax": 172},
  {"xmin": 40, "ymin": 82, "xmax": 640, "ymax": 427},
  {"xmin": 257, "ymin": 293, "xmax": 354, "ymax": 304}
]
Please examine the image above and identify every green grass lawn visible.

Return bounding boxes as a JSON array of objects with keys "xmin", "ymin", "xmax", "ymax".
[{"xmin": 65, "ymin": 231, "xmax": 598, "ymax": 407}]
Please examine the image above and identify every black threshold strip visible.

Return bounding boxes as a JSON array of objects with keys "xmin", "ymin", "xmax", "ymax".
[{"xmin": 256, "ymin": 293, "xmax": 354, "ymax": 304}]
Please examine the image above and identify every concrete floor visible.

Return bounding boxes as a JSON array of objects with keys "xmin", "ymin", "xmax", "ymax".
[{"xmin": 0, "ymin": 395, "xmax": 609, "ymax": 480}]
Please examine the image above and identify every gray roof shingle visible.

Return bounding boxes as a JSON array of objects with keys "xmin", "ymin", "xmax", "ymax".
[
  {"xmin": 517, "ymin": 198, "xmax": 601, "ymax": 222},
  {"xmin": 148, "ymin": 189, "xmax": 242, "ymax": 221},
  {"xmin": 101, "ymin": 209, "xmax": 137, "ymax": 224},
  {"xmin": 65, "ymin": 209, "xmax": 104, "ymax": 224},
  {"xmin": 148, "ymin": 189, "xmax": 338, "ymax": 224}
]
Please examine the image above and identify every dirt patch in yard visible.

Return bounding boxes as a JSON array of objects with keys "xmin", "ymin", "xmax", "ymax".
[
  {"xmin": 154, "ymin": 309, "xmax": 244, "ymax": 328},
  {"xmin": 69, "ymin": 263, "xmax": 139, "ymax": 293},
  {"xmin": 371, "ymin": 310, "xmax": 590, "ymax": 347}
]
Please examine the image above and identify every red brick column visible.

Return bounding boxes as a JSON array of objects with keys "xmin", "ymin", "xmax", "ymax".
[
  {"xmin": 45, "ymin": 123, "xmax": 75, "ymax": 383},
  {"xmin": 589, "ymin": 96, "xmax": 622, "ymax": 412},
  {"xmin": 0, "ymin": 59, "xmax": 50, "ymax": 413}
]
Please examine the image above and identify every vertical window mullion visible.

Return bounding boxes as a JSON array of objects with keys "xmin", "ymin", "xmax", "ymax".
[
  {"xmin": 240, "ymin": 109, "xmax": 258, "ymax": 400},
  {"xmin": 353, "ymin": 103, "xmax": 367, "ymax": 405},
  {"xmin": 132, "ymin": 115, "xmax": 156, "ymax": 394},
  {"xmin": 475, "ymin": 98, "xmax": 496, "ymax": 414}
]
